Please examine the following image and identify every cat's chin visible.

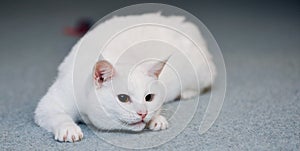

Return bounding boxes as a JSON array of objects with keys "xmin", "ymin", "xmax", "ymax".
[
  {"xmin": 122, "ymin": 121, "xmax": 146, "ymax": 132},
  {"xmin": 128, "ymin": 124, "xmax": 146, "ymax": 132}
]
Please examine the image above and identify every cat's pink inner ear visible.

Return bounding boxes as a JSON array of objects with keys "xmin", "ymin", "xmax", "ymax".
[
  {"xmin": 93, "ymin": 60, "xmax": 115, "ymax": 87},
  {"xmin": 148, "ymin": 61, "xmax": 166, "ymax": 79}
]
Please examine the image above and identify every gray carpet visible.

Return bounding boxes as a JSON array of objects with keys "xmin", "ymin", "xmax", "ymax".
[{"xmin": 0, "ymin": 0, "xmax": 299, "ymax": 150}]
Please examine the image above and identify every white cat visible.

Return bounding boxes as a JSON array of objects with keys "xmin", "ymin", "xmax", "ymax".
[{"xmin": 34, "ymin": 13, "xmax": 216, "ymax": 142}]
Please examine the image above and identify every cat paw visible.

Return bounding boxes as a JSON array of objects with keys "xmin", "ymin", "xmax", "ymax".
[
  {"xmin": 54, "ymin": 122, "xmax": 83, "ymax": 142},
  {"xmin": 147, "ymin": 115, "xmax": 169, "ymax": 131},
  {"xmin": 180, "ymin": 90, "xmax": 199, "ymax": 99}
]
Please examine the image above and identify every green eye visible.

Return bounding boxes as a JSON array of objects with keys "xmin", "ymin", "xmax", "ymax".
[
  {"xmin": 145, "ymin": 94, "xmax": 154, "ymax": 102},
  {"xmin": 117, "ymin": 94, "xmax": 130, "ymax": 103}
]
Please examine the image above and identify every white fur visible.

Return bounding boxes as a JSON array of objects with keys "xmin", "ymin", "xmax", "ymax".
[{"xmin": 34, "ymin": 13, "xmax": 216, "ymax": 142}]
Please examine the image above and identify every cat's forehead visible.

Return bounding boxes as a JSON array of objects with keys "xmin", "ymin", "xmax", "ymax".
[{"xmin": 111, "ymin": 68, "xmax": 151, "ymax": 96}]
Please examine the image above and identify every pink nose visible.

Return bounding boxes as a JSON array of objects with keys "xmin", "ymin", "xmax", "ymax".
[{"xmin": 137, "ymin": 111, "xmax": 147, "ymax": 119}]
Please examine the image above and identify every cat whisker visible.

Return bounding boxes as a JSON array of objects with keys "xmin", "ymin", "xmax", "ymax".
[
  {"xmin": 105, "ymin": 127, "xmax": 113, "ymax": 133},
  {"xmin": 159, "ymin": 109, "xmax": 170, "ymax": 112},
  {"xmin": 119, "ymin": 123, "xmax": 129, "ymax": 132},
  {"xmin": 159, "ymin": 109, "xmax": 170, "ymax": 114},
  {"xmin": 159, "ymin": 108, "xmax": 170, "ymax": 111}
]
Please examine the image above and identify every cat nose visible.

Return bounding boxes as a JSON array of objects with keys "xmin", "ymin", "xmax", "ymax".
[{"xmin": 137, "ymin": 111, "xmax": 147, "ymax": 119}]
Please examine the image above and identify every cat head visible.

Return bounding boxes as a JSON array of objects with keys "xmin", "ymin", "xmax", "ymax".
[{"xmin": 92, "ymin": 59, "xmax": 167, "ymax": 131}]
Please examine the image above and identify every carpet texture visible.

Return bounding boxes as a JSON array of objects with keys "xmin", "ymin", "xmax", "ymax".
[{"xmin": 0, "ymin": 0, "xmax": 299, "ymax": 150}]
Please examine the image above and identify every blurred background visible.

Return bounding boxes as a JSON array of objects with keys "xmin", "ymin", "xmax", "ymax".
[{"xmin": 0, "ymin": 0, "xmax": 299, "ymax": 150}]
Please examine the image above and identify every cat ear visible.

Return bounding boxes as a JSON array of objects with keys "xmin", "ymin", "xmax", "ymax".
[
  {"xmin": 147, "ymin": 59, "xmax": 168, "ymax": 79},
  {"xmin": 93, "ymin": 60, "xmax": 115, "ymax": 87}
]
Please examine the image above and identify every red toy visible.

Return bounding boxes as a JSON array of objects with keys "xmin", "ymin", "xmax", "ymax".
[{"xmin": 64, "ymin": 18, "xmax": 93, "ymax": 37}]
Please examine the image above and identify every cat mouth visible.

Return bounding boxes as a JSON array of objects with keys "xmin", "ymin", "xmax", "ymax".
[
  {"xmin": 120, "ymin": 120, "xmax": 146, "ymax": 126},
  {"xmin": 119, "ymin": 120, "xmax": 147, "ymax": 131}
]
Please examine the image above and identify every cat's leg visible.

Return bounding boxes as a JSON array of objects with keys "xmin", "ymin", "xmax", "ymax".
[
  {"xmin": 34, "ymin": 83, "xmax": 83, "ymax": 142},
  {"xmin": 180, "ymin": 89, "xmax": 200, "ymax": 99},
  {"xmin": 180, "ymin": 85, "xmax": 212, "ymax": 100},
  {"xmin": 147, "ymin": 114, "xmax": 169, "ymax": 131}
]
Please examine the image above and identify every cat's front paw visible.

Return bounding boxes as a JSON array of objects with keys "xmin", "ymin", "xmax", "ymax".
[
  {"xmin": 147, "ymin": 115, "xmax": 169, "ymax": 131},
  {"xmin": 54, "ymin": 122, "xmax": 83, "ymax": 142}
]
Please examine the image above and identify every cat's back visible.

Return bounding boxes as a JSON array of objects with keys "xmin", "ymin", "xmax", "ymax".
[
  {"xmin": 58, "ymin": 13, "xmax": 215, "ymax": 95},
  {"xmin": 96, "ymin": 13, "xmax": 216, "ymax": 98}
]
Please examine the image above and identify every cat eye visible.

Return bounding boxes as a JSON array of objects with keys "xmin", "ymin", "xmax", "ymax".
[
  {"xmin": 145, "ymin": 94, "xmax": 154, "ymax": 102},
  {"xmin": 117, "ymin": 94, "xmax": 130, "ymax": 103}
]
